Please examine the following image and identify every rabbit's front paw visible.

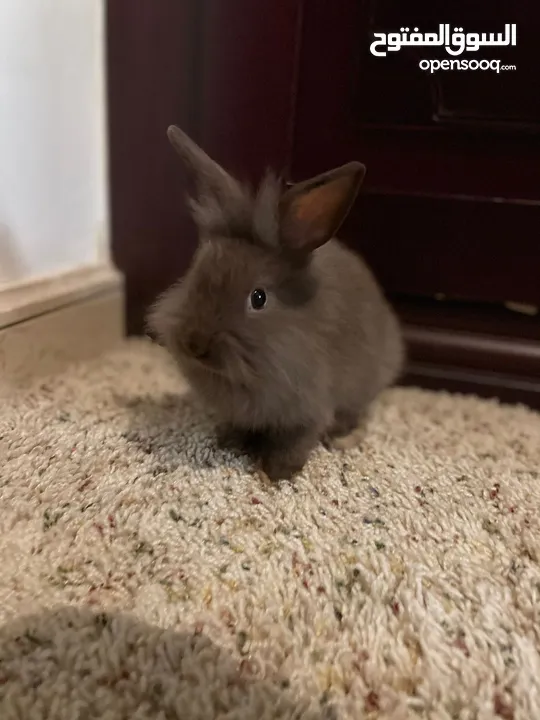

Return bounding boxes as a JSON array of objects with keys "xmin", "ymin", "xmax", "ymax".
[
  {"xmin": 260, "ymin": 454, "xmax": 304, "ymax": 483},
  {"xmin": 323, "ymin": 407, "xmax": 368, "ymax": 451},
  {"xmin": 254, "ymin": 424, "xmax": 319, "ymax": 482}
]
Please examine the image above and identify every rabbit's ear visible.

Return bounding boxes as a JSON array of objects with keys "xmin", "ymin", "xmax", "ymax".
[
  {"xmin": 167, "ymin": 125, "xmax": 243, "ymax": 205},
  {"xmin": 279, "ymin": 162, "xmax": 366, "ymax": 253}
]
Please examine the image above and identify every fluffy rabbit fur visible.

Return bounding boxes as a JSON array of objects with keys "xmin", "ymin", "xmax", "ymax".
[{"xmin": 147, "ymin": 125, "xmax": 404, "ymax": 481}]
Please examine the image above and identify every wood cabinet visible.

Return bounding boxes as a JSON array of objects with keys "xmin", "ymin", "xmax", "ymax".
[{"xmin": 107, "ymin": 0, "xmax": 540, "ymax": 407}]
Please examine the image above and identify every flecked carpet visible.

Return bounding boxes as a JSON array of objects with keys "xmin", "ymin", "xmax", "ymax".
[{"xmin": 1, "ymin": 338, "xmax": 540, "ymax": 720}]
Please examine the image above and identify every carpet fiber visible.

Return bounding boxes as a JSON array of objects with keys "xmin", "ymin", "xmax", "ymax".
[{"xmin": 1, "ymin": 338, "xmax": 540, "ymax": 719}]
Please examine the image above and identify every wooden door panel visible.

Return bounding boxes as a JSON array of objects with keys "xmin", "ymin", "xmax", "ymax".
[
  {"xmin": 355, "ymin": 1, "xmax": 538, "ymax": 128},
  {"xmin": 298, "ymin": 127, "xmax": 540, "ymax": 201},
  {"xmin": 347, "ymin": 193, "xmax": 540, "ymax": 305},
  {"xmin": 291, "ymin": 0, "xmax": 540, "ymax": 306},
  {"xmin": 290, "ymin": 0, "xmax": 540, "ymax": 405}
]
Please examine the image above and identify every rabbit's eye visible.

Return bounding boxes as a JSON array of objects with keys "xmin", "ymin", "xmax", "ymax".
[{"xmin": 249, "ymin": 288, "xmax": 267, "ymax": 310}]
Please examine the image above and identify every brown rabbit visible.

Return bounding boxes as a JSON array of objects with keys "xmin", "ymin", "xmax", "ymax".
[{"xmin": 147, "ymin": 125, "xmax": 405, "ymax": 481}]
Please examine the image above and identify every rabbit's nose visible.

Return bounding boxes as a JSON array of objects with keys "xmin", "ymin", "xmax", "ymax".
[{"xmin": 185, "ymin": 332, "xmax": 211, "ymax": 360}]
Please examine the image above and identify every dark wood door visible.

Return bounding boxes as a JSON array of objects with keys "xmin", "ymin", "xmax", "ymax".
[
  {"xmin": 290, "ymin": 0, "xmax": 540, "ymax": 406},
  {"xmin": 291, "ymin": 0, "xmax": 540, "ymax": 306},
  {"xmin": 107, "ymin": 0, "xmax": 540, "ymax": 406}
]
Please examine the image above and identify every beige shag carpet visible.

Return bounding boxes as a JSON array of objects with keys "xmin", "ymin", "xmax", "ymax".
[{"xmin": 1, "ymin": 339, "xmax": 540, "ymax": 720}]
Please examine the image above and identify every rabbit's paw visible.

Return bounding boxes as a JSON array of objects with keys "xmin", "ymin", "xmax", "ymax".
[
  {"xmin": 323, "ymin": 425, "xmax": 367, "ymax": 451},
  {"xmin": 323, "ymin": 408, "xmax": 368, "ymax": 451},
  {"xmin": 259, "ymin": 455, "xmax": 304, "ymax": 483}
]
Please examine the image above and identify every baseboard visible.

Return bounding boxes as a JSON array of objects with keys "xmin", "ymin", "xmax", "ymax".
[
  {"xmin": 401, "ymin": 362, "xmax": 540, "ymax": 409},
  {"xmin": 0, "ymin": 263, "xmax": 125, "ymax": 385},
  {"xmin": 0, "ymin": 263, "xmax": 122, "ymax": 329},
  {"xmin": 394, "ymin": 296, "xmax": 540, "ymax": 409}
]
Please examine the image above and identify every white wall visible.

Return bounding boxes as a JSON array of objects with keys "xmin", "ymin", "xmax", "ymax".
[{"xmin": 0, "ymin": 0, "xmax": 107, "ymax": 285}]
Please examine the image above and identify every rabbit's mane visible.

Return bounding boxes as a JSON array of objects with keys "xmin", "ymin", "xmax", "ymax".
[{"xmin": 188, "ymin": 170, "xmax": 283, "ymax": 249}]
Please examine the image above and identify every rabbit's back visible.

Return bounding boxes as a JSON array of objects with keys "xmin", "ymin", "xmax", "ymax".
[{"xmin": 312, "ymin": 240, "xmax": 405, "ymax": 411}]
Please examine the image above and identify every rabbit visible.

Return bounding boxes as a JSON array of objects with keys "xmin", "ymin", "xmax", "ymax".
[{"xmin": 147, "ymin": 125, "xmax": 405, "ymax": 482}]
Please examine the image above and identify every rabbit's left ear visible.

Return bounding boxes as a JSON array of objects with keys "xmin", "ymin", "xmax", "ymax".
[
  {"xmin": 167, "ymin": 125, "xmax": 243, "ymax": 207},
  {"xmin": 279, "ymin": 162, "xmax": 366, "ymax": 253}
]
